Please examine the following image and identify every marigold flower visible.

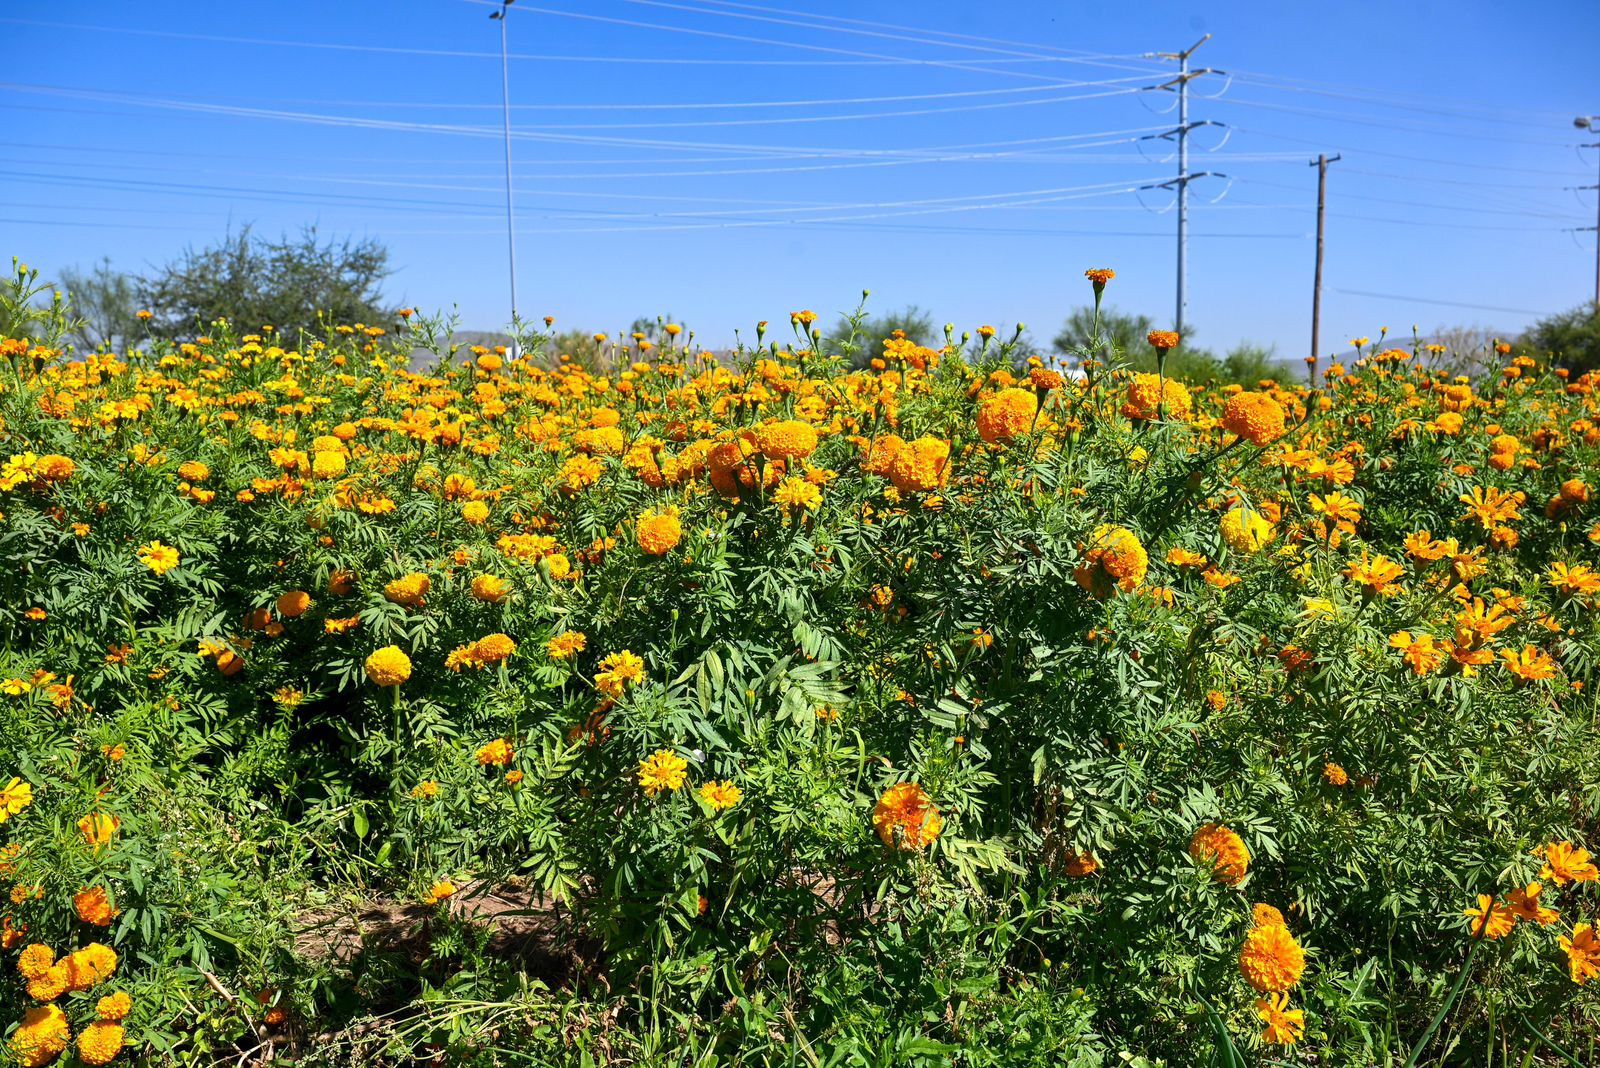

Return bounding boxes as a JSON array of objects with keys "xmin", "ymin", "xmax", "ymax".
[
  {"xmin": 1222, "ymin": 392, "xmax": 1287, "ymax": 446},
  {"xmin": 1464, "ymin": 894, "xmax": 1515, "ymax": 939},
  {"xmin": 9, "ymin": 1004, "xmax": 70, "ymax": 1067},
  {"xmin": 96, "ymin": 991, "xmax": 131, "ymax": 1021},
  {"xmin": 698, "ymin": 779, "xmax": 742, "ymax": 811},
  {"xmin": 423, "ymin": 880, "xmax": 456, "ymax": 906},
  {"xmin": 1220, "ymin": 506, "xmax": 1275, "ymax": 554},
  {"xmin": 19, "ymin": 943, "xmax": 55, "ymax": 979},
  {"xmin": 76, "ymin": 1020, "xmax": 125, "ymax": 1065},
  {"xmin": 1322, "ymin": 763, "xmax": 1348, "ymax": 786},
  {"xmin": 78, "ymin": 811, "xmax": 120, "ymax": 846},
  {"xmin": 595, "ymin": 650, "xmax": 646, "ymax": 698},
  {"xmin": 471, "ymin": 573, "xmax": 509, "ymax": 603},
  {"xmin": 636, "ymin": 506, "xmax": 683, "ymax": 555},
  {"xmin": 1536, "ymin": 841, "xmax": 1599, "ymax": 885},
  {"xmin": 545, "ymin": 630, "xmax": 587, "ymax": 659},
  {"xmin": 1345, "ymin": 551, "xmax": 1404, "ymax": 597},
  {"xmin": 462, "ymin": 500, "xmax": 490, "ymax": 525},
  {"xmin": 1255, "ymin": 991, "xmax": 1304, "ymax": 1045},
  {"xmin": 275, "ymin": 590, "xmax": 311, "ymax": 618},
  {"xmin": 1507, "ymin": 882, "xmax": 1559, "ymax": 925},
  {"xmin": 1252, "ymin": 903, "xmax": 1286, "ymax": 928},
  {"xmin": 976, "ymin": 387, "xmax": 1037, "ymax": 442},
  {"xmin": 137, "ymin": 539, "xmax": 180, "ymax": 575},
  {"xmin": 74, "ymin": 886, "xmax": 119, "ymax": 927},
  {"xmin": 1064, "ymin": 850, "xmax": 1099, "ymax": 877},
  {"xmin": 887, "ymin": 436, "xmax": 950, "ymax": 494},
  {"xmin": 0, "ymin": 776, "xmax": 33, "ymax": 823},
  {"xmin": 476, "ymin": 738, "xmax": 514, "ymax": 767},
  {"xmin": 1084, "ymin": 267, "xmax": 1115, "ymax": 286},
  {"xmin": 1123, "ymin": 373, "xmax": 1192, "ymax": 421},
  {"xmin": 1190, "ymin": 823, "xmax": 1250, "ymax": 885},
  {"xmin": 753, "ymin": 419, "xmax": 818, "ymax": 461},
  {"xmin": 364, "ymin": 646, "xmax": 412, "ymax": 687},
  {"xmin": 639, "ymin": 749, "xmax": 689, "ymax": 796},
  {"xmin": 1239, "ymin": 921, "xmax": 1304, "ymax": 992},
  {"xmin": 384, "ymin": 573, "xmax": 430, "ymax": 607},
  {"xmin": 873, "ymin": 782, "xmax": 943, "ymax": 850},
  {"xmin": 1075, "ymin": 524, "xmax": 1148, "ymax": 597},
  {"xmin": 1147, "ymin": 329, "xmax": 1180, "ymax": 350},
  {"xmin": 1561, "ymin": 922, "xmax": 1600, "ymax": 985}
]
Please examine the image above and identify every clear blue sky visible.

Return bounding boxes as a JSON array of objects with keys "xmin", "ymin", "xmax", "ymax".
[{"xmin": 2, "ymin": 1, "xmax": 1596, "ymax": 355}]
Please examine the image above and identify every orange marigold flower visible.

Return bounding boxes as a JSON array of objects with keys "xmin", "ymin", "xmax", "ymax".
[
  {"xmin": 1464, "ymin": 894, "xmax": 1515, "ymax": 939},
  {"xmin": 384, "ymin": 572, "xmax": 430, "ymax": 607},
  {"xmin": 1536, "ymin": 841, "xmax": 1599, "ymax": 885},
  {"xmin": 976, "ymin": 387, "xmax": 1038, "ymax": 442},
  {"xmin": 73, "ymin": 886, "xmax": 119, "ymax": 927},
  {"xmin": 1190, "ymin": 823, "xmax": 1250, "ymax": 885},
  {"xmin": 1507, "ymin": 882, "xmax": 1559, "ymax": 926},
  {"xmin": 1222, "ymin": 392, "xmax": 1287, "ymax": 446},
  {"xmin": 1123, "ymin": 372, "xmax": 1193, "ymax": 421},
  {"xmin": 1255, "ymin": 991, "xmax": 1304, "ymax": 1046},
  {"xmin": 1239, "ymin": 922, "xmax": 1305, "ymax": 992},
  {"xmin": 636, "ymin": 506, "xmax": 683, "ymax": 556},
  {"xmin": 476, "ymin": 738, "xmax": 514, "ymax": 767},
  {"xmin": 1147, "ymin": 329, "xmax": 1180, "ymax": 350},
  {"xmin": 1560, "ymin": 922, "xmax": 1600, "ymax": 985},
  {"xmin": 753, "ymin": 419, "xmax": 819, "ymax": 461},
  {"xmin": 1075, "ymin": 524, "xmax": 1148, "ymax": 597},
  {"xmin": 873, "ymin": 782, "xmax": 943, "ymax": 850}
]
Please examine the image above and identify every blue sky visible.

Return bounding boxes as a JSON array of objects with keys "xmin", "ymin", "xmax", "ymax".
[{"xmin": 2, "ymin": 1, "xmax": 1596, "ymax": 355}]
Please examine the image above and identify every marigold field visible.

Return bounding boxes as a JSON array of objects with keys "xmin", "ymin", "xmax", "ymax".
[{"xmin": 2, "ymin": 260, "xmax": 1600, "ymax": 1066}]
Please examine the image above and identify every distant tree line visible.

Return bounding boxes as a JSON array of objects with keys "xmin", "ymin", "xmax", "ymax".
[{"xmin": 57, "ymin": 227, "xmax": 393, "ymax": 351}]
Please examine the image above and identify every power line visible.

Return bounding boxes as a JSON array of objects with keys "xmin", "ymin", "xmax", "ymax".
[{"xmin": 1327, "ymin": 287, "xmax": 1557, "ymax": 317}]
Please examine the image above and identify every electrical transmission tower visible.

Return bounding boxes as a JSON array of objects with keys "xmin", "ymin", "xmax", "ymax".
[{"xmin": 1142, "ymin": 36, "xmax": 1228, "ymax": 337}]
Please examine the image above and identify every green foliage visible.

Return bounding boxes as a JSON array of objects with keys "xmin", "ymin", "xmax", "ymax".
[
  {"xmin": 57, "ymin": 258, "xmax": 142, "ymax": 354},
  {"xmin": 1519, "ymin": 303, "xmax": 1600, "ymax": 372},
  {"xmin": 136, "ymin": 225, "xmax": 393, "ymax": 342}
]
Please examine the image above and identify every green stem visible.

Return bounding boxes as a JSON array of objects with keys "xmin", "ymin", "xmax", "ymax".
[{"xmin": 1402, "ymin": 933, "xmax": 1484, "ymax": 1068}]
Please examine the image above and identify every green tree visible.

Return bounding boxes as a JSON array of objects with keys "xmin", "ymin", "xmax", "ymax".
[
  {"xmin": 57, "ymin": 258, "xmax": 141, "ymax": 353},
  {"xmin": 1518, "ymin": 303, "xmax": 1600, "ymax": 372},
  {"xmin": 137, "ymin": 226, "xmax": 392, "ymax": 340}
]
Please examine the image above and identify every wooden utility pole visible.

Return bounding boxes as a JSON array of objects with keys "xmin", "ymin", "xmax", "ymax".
[{"xmin": 1309, "ymin": 153, "xmax": 1340, "ymax": 368}]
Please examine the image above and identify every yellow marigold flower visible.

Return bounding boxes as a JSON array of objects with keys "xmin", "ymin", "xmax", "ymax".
[
  {"xmin": 1255, "ymin": 991, "xmax": 1304, "ymax": 1046},
  {"xmin": 636, "ymin": 506, "xmax": 683, "ymax": 556},
  {"xmin": 698, "ymin": 779, "xmax": 743, "ymax": 811},
  {"xmin": 177, "ymin": 460, "xmax": 210, "ymax": 482},
  {"xmin": 76, "ymin": 1020, "xmax": 125, "ymax": 1065},
  {"xmin": 1222, "ymin": 391, "xmax": 1287, "ymax": 445},
  {"xmin": 1507, "ymin": 882, "xmax": 1559, "ymax": 926},
  {"xmin": 471, "ymin": 573, "xmax": 509, "ymax": 603},
  {"xmin": 545, "ymin": 552, "xmax": 573, "ymax": 581},
  {"xmin": 364, "ymin": 646, "xmax": 412, "ymax": 687},
  {"xmin": 1561, "ymin": 922, "xmax": 1600, "ymax": 985},
  {"xmin": 1123, "ymin": 373, "xmax": 1192, "ymax": 421},
  {"xmin": 1549, "ymin": 561, "xmax": 1600, "ymax": 598},
  {"xmin": 1322, "ymin": 763, "xmax": 1349, "ymax": 786},
  {"xmin": 872, "ymin": 782, "xmax": 943, "ymax": 850},
  {"xmin": 19, "ymin": 943, "xmax": 55, "ymax": 979},
  {"xmin": 1464, "ymin": 894, "xmax": 1515, "ymax": 939},
  {"xmin": 384, "ymin": 572, "xmax": 430, "ymax": 607},
  {"xmin": 78, "ymin": 812, "xmax": 120, "ymax": 846},
  {"xmin": 137, "ymin": 539, "xmax": 179, "ymax": 575},
  {"xmin": 423, "ymin": 880, "xmax": 456, "ymax": 906},
  {"xmin": 96, "ymin": 991, "xmax": 131, "ymax": 1021},
  {"xmin": 639, "ymin": 749, "xmax": 689, "ymax": 797},
  {"xmin": 1239, "ymin": 921, "xmax": 1305, "ymax": 992},
  {"xmin": 1074, "ymin": 524, "xmax": 1148, "ymax": 597},
  {"xmin": 310, "ymin": 450, "xmax": 346, "ymax": 479},
  {"xmin": 595, "ymin": 650, "xmax": 646, "ymax": 698},
  {"xmin": 976, "ymin": 387, "xmax": 1037, "ymax": 442},
  {"xmin": 1167, "ymin": 547, "xmax": 1207, "ymax": 568},
  {"xmin": 753, "ymin": 419, "xmax": 819, "ymax": 461},
  {"xmin": 1536, "ymin": 841, "xmax": 1599, "ymax": 886},
  {"xmin": 74, "ymin": 886, "xmax": 119, "ymax": 927},
  {"xmin": 61, "ymin": 943, "xmax": 118, "ymax": 992},
  {"xmin": 774, "ymin": 475, "xmax": 823, "ymax": 512},
  {"xmin": 9, "ymin": 1004, "xmax": 70, "ymax": 1067},
  {"xmin": 545, "ymin": 630, "xmax": 587, "ymax": 659},
  {"xmin": 469, "ymin": 633, "xmax": 516, "ymax": 665},
  {"xmin": 0, "ymin": 776, "xmax": 33, "ymax": 823},
  {"xmin": 1190, "ymin": 823, "xmax": 1250, "ymax": 885},
  {"xmin": 462, "ymin": 500, "xmax": 490, "ymax": 525},
  {"xmin": 275, "ymin": 590, "xmax": 311, "ymax": 618},
  {"xmin": 1389, "ymin": 631, "xmax": 1445, "ymax": 676},
  {"xmin": 476, "ymin": 738, "xmax": 514, "ymax": 767},
  {"xmin": 410, "ymin": 780, "xmax": 439, "ymax": 800},
  {"xmin": 1220, "ymin": 506, "xmax": 1275, "ymax": 554}
]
